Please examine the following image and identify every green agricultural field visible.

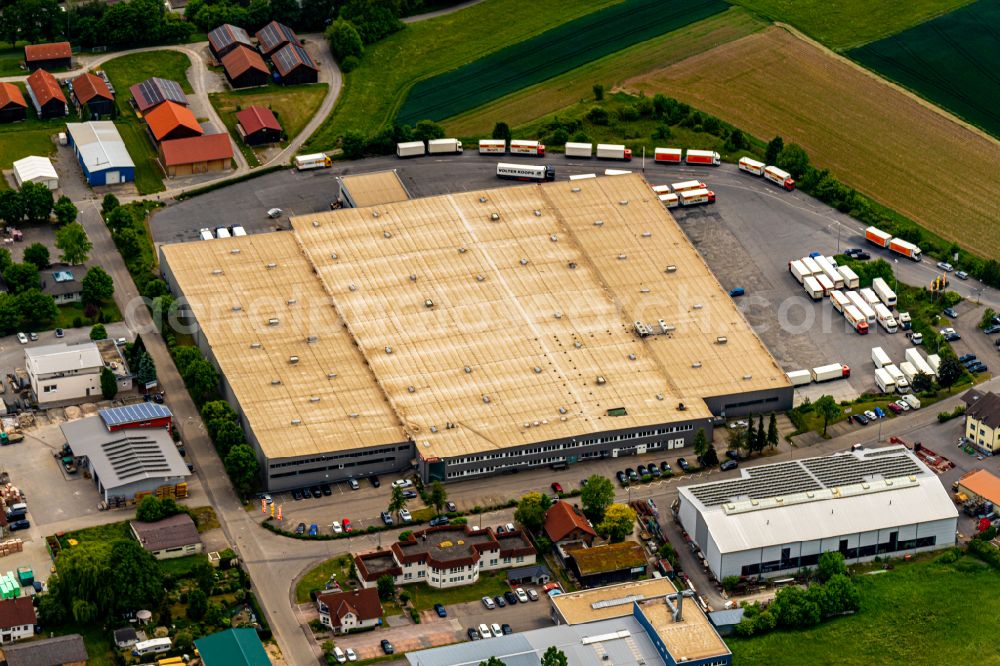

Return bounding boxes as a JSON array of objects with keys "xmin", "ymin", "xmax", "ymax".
[
  {"xmin": 849, "ymin": 0, "xmax": 1000, "ymax": 139},
  {"xmin": 728, "ymin": 0, "xmax": 974, "ymax": 49},
  {"xmin": 397, "ymin": 0, "xmax": 728, "ymax": 125},
  {"xmin": 445, "ymin": 8, "xmax": 763, "ymax": 137},
  {"xmin": 102, "ymin": 51, "xmax": 195, "ymax": 116},
  {"xmin": 303, "ymin": 0, "xmax": 623, "ymax": 151},
  {"xmin": 730, "ymin": 551, "xmax": 1000, "ymax": 664}
]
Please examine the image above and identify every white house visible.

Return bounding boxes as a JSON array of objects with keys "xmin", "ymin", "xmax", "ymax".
[
  {"xmin": 0, "ymin": 597, "xmax": 36, "ymax": 644},
  {"xmin": 316, "ymin": 588, "xmax": 383, "ymax": 634},
  {"xmin": 25, "ymin": 342, "xmax": 104, "ymax": 407},
  {"xmin": 677, "ymin": 445, "xmax": 958, "ymax": 580}
]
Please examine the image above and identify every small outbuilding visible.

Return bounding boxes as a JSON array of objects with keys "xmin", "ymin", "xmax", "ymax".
[
  {"xmin": 3, "ymin": 634, "xmax": 87, "ymax": 666},
  {"xmin": 208, "ymin": 23, "xmax": 253, "ymax": 60},
  {"xmin": 236, "ymin": 105, "xmax": 281, "ymax": 145},
  {"xmin": 113, "ymin": 627, "xmax": 138, "ymax": 648},
  {"xmin": 565, "ymin": 541, "xmax": 647, "ymax": 588},
  {"xmin": 71, "ymin": 72, "xmax": 114, "ymax": 118},
  {"xmin": 159, "ymin": 133, "xmax": 233, "ymax": 177},
  {"xmin": 255, "ymin": 20, "xmax": 298, "ymax": 57},
  {"xmin": 0, "ymin": 83, "xmax": 27, "ymax": 123},
  {"xmin": 129, "ymin": 77, "xmax": 188, "ymax": 114},
  {"xmin": 24, "ymin": 42, "xmax": 72, "ymax": 71},
  {"xmin": 99, "ymin": 403, "xmax": 173, "ymax": 431},
  {"xmin": 130, "ymin": 513, "xmax": 203, "ymax": 560},
  {"xmin": 145, "ymin": 100, "xmax": 203, "ymax": 142},
  {"xmin": 25, "ymin": 69, "xmax": 67, "ymax": 119},
  {"xmin": 66, "ymin": 121, "xmax": 135, "ymax": 186},
  {"xmin": 12, "ymin": 156, "xmax": 58, "ymax": 190},
  {"xmin": 271, "ymin": 42, "xmax": 318, "ymax": 86},
  {"xmin": 221, "ymin": 45, "xmax": 270, "ymax": 89}
]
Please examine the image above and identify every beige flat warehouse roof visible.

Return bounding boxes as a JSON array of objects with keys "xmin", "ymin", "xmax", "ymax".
[
  {"xmin": 638, "ymin": 597, "xmax": 730, "ymax": 662},
  {"xmin": 160, "ymin": 234, "xmax": 406, "ymax": 459},
  {"xmin": 550, "ymin": 578, "xmax": 677, "ymax": 625},
  {"xmin": 293, "ymin": 178, "xmax": 707, "ymax": 460},
  {"xmin": 339, "ymin": 170, "xmax": 409, "ymax": 208}
]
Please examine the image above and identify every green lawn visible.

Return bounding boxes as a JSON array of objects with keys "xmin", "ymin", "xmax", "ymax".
[
  {"xmin": 115, "ymin": 120, "xmax": 164, "ymax": 194},
  {"xmin": 58, "ymin": 520, "xmax": 131, "ymax": 549},
  {"xmin": 53, "ymin": 301, "xmax": 123, "ymax": 330},
  {"xmin": 295, "ymin": 554, "xmax": 354, "ymax": 603},
  {"xmin": 208, "ymin": 84, "xmax": 328, "ymax": 166},
  {"xmin": 728, "ymin": 0, "xmax": 974, "ymax": 49},
  {"xmin": 157, "ymin": 554, "xmax": 205, "ymax": 577},
  {"xmin": 0, "ymin": 82, "xmax": 78, "ymax": 169},
  {"xmin": 730, "ymin": 551, "xmax": 1000, "ymax": 663},
  {"xmin": 303, "ymin": 0, "xmax": 623, "ymax": 151},
  {"xmin": 406, "ymin": 571, "xmax": 510, "ymax": 611},
  {"xmin": 102, "ymin": 51, "xmax": 195, "ymax": 117}
]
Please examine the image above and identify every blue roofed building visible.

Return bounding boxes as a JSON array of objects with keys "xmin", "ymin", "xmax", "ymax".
[{"xmin": 66, "ymin": 121, "xmax": 135, "ymax": 186}]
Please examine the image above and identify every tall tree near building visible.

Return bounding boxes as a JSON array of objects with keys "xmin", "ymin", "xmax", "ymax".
[
  {"xmin": 90, "ymin": 323, "xmax": 107, "ymax": 341},
  {"xmin": 101, "ymin": 193, "xmax": 120, "ymax": 217},
  {"xmin": 0, "ymin": 190, "xmax": 24, "ymax": 225},
  {"xmin": 580, "ymin": 474, "xmax": 615, "ymax": 524},
  {"xmin": 53, "ymin": 196, "xmax": 77, "ymax": 225},
  {"xmin": 137, "ymin": 352, "xmax": 157, "ymax": 387},
  {"xmin": 22, "ymin": 243, "xmax": 49, "ymax": 269},
  {"xmin": 693, "ymin": 429, "xmax": 709, "ymax": 459},
  {"xmin": 388, "ymin": 484, "xmax": 407, "ymax": 516},
  {"xmin": 514, "ymin": 492, "xmax": 546, "ymax": 534},
  {"xmin": 82, "ymin": 266, "xmax": 114, "ymax": 305},
  {"xmin": 2, "ymin": 263, "xmax": 38, "ymax": 294},
  {"xmin": 100, "ymin": 367, "xmax": 118, "ymax": 399},
  {"xmin": 224, "ymin": 444, "xmax": 259, "ymax": 496},
  {"xmin": 541, "ymin": 647, "xmax": 568, "ymax": 666},
  {"xmin": 937, "ymin": 357, "xmax": 963, "ymax": 388},
  {"xmin": 815, "ymin": 395, "xmax": 840, "ymax": 436},
  {"xmin": 182, "ymin": 359, "xmax": 218, "ymax": 404},
  {"xmin": 596, "ymin": 503, "xmax": 636, "ymax": 543},
  {"xmin": 20, "ymin": 181, "xmax": 53, "ymax": 222},
  {"xmin": 767, "ymin": 413, "xmax": 779, "ymax": 450},
  {"xmin": 428, "ymin": 481, "xmax": 447, "ymax": 516},
  {"xmin": 745, "ymin": 418, "xmax": 756, "ymax": 454},
  {"xmin": 755, "ymin": 415, "xmax": 766, "ymax": 453},
  {"xmin": 55, "ymin": 222, "xmax": 92, "ymax": 265}
]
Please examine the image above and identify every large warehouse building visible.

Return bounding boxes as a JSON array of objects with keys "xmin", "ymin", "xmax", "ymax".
[
  {"xmin": 677, "ymin": 445, "xmax": 958, "ymax": 580},
  {"xmin": 160, "ymin": 174, "xmax": 791, "ymax": 491}
]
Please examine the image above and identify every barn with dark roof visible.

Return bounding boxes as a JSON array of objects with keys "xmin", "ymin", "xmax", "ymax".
[
  {"xmin": 255, "ymin": 20, "xmax": 298, "ymax": 57},
  {"xmin": 208, "ymin": 24, "xmax": 253, "ymax": 60},
  {"xmin": 0, "ymin": 83, "xmax": 27, "ymax": 123},
  {"xmin": 221, "ymin": 45, "xmax": 270, "ymax": 89},
  {"xmin": 26, "ymin": 69, "xmax": 67, "ymax": 119},
  {"xmin": 130, "ymin": 77, "xmax": 188, "ymax": 113},
  {"xmin": 271, "ymin": 43, "xmax": 318, "ymax": 86}
]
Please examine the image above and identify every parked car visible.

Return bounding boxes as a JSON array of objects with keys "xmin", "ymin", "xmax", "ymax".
[
  {"xmin": 308, "ymin": 524, "xmax": 318, "ymax": 536},
  {"xmin": 330, "ymin": 521, "xmax": 343, "ymax": 534},
  {"xmin": 887, "ymin": 402, "xmax": 903, "ymax": 414},
  {"xmin": 958, "ymin": 354, "xmax": 977, "ymax": 364},
  {"xmin": 368, "ymin": 475, "xmax": 381, "ymax": 488},
  {"xmin": 494, "ymin": 595, "xmax": 506, "ymax": 608},
  {"xmin": 28, "ymin": 332, "xmax": 37, "ymax": 341},
  {"xmin": 310, "ymin": 486, "xmax": 322, "ymax": 498},
  {"xmin": 649, "ymin": 465, "xmax": 661, "ymax": 478},
  {"xmin": 18, "ymin": 332, "xmax": 32, "ymax": 344},
  {"xmin": 348, "ymin": 479, "xmax": 360, "ymax": 490},
  {"xmin": 943, "ymin": 307, "xmax": 958, "ymax": 318},
  {"xmin": 345, "ymin": 648, "xmax": 357, "ymax": 662},
  {"xmin": 853, "ymin": 414, "xmax": 869, "ymax": 425},
  {"xmin": 380, "ymin": 511, "xmax": 394, "ymax": 526},
  {"xmin": 491, "ymin": 623, "xmax": 503, "ymax": 638},
  {"xmin": 482, "ymin": 596, "xmax": 495, "ymax": 610},
  {"xmin": 468, "ymin": 627, "xmax": 481, "ymax": 641},
  {"xmin": 295, "ymin": 522, "xmax": 306, "ymax": 535},
  {"xmin": 874, "ymin": 406, "xmax": 886, "ymax": 419},
  {"xmin": 625, "ymin": 467, "xmax": 638, "ymax": 481},
  {"xmin": 445, "ymin": 501, "xmax": 457, "ymax": 512},
  {"xmin": 551, "ymin": 482, "xmax": 563, "ymax": 494},
  {"xmin": 729, "ymin": 420, "xmax": 748, "ymax": 429},
  {"xmin": 616, "ymin": 471, "xmax": 627, "ymax": 484},
  {"xmin": 720, "ymin": 460, "xmax": 739, "ymax": 471},
  {"xmin": 864, "ymin": 410, "xmax": 878, "ymax": 421},
  {"xmin": 729, "ymin": 287, "xmax": 745, "ymax": 297},
  {"xmin": 8, "ymin": 519, "xmax": 28, "ymax": 531},
  {"xmin": 956, "ymin": 271, "xmax": 969, "ymax": 280},
  {"xmin": 970, "ymin": 363, "xmax": 988, "ymax": 374},
  {"xmin": 527, "ymin": 589, "xmax": 539, "ymax": 601},
  {"xmin": 392, "ymin": 479, "xmax": 414, "ymax": 489},
  {"xmin": 660, "ymin": 461, "xmax": 672, "ymax": 473},
  {"xmin": 896, "ymin": 400, "xmax": 910, "ymax": 411},
  {"xmin": 402, "ymin": 489, "xmax": 418, "ymax": 499},
  {"xmin": 478, "ymin": 624, "xmax": 491, "ymax": 640},
  {"xmin": 343, "ymin": 518, "xmax": 352, "ymax": 532},
  {"xmin": 936, "ymin": 261, "xmax": 954, "ymax": 272},
  {"xmin": 984, "ymin": 324, "xmax": 1000, "ymax": 335},
  {"xmin": 267, "ymin": 207, "xmax": 283, "ymax": 218},
  {"xmin": 504, "ymin": 590, "xmax": 518, "ymax": 605},
  {"xmin": 515, "ymin": 587, "xmax": 529, "ymax": 603},
  {"xmin": 677, "ymin": 457, "xmax": 690, "ymax": 471},
  {"xmin": 54, "ymin": 328, "xmax": 64, "ymax": 338},
  {"xmin": 429, "ymin": 516, "xmax": 450, "ymax": 527},
  {"xmin": 434, "ymin": 603, "xmax": 447, "ymax": 618},
  {"xmin": 321, "ymin": 484, "xmax": 332, "ymax": 496},
  {"xmin": 637, "ymin": 465, "xmax": 648, "ymax": 477},
  {"xmin": 399, "ymin": 508, "xmax": 412, "ymax": 522},
  {"xmin": 854, "ymin": 251, "xmax": 871, "ymax": 260},
  {"xmin": 501, "ymin": 623, "xmax": 512, "ymax": 635},
  {"xmin": 380, "ymin": 639, "xmax": 394, "ymax": 654}
]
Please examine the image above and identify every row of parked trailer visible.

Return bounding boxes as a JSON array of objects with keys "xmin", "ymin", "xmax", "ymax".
[
  {"xmin": 789, "ymin": 255, "xmax": 901, "ymax": 334},
  {"xmin": 737, "ymin": 157, "xmax": 795, "ymax": 191},
  {"xmin": 872, "ymin": 344, "xmax": 939, "ymax": 395},
  {"xmin": 785, "ymin": 362, "xmax": 851, "ymax": 386},
  {"xmin": 199, "ymin": 225, "xmax": 247, "ymax": 240},
  {"xmin": 865, "ymin": 226, "xmax": 922, "ymax": 261},
  {"xmin": 649, "ymin": 181, "xmax": 715, "ymax": 207}
]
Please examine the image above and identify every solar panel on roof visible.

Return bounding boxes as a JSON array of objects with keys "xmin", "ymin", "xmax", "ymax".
[
  {"xmin": 99, "ymin": 403, "xmax": 173, "ymax": 426},
  {"xmin": 136, "ymin": 78, "xmax": 186, "ymax": 108},
  {"xmin": 273, "ymin": 43, "xmax": 316, "ymax": 75}
]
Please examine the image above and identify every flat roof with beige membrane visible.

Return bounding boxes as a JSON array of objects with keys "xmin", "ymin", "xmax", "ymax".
[
  {"xmin": 550, "ymin": 578, "xmax": 677, "ymax": 625},
  {"xmin": 160, "ymin": 233, "xmax": 406, "ymax": 459},
  {"xmin": 638, "ymin": 598, "xmax": 730, "ymax": 662},
  {"xmin": 293, "ymin": 180, "xmax": 695, "ymax": 460},
  {"xmin": 339, "ymin": 170, "xmax": 409, "ymax": 208},
  {"xmin": 549, "ymin": 174, "xmax": 787, "ymax": 397}
]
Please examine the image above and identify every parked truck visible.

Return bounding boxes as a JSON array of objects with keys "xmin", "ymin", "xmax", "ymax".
[
  {"xmin": 510, "ymin": 140, "xmax": 545, "ymax": 156},
  {"xmin": 496, "ymin": 163, "xmax": 554, "ymax": 181},
  {"xmin": 801, "ymin": 256, "xmax": 822, "ymax": 276},
  {"xmin": 871, "ymin": 346, "xmax": 891, "ymax": 369},
  {"xmin": 902, "ymin": 394, "xmax": 921, "ymax": 409},
  {"xmin": 899, "ymin": 361, "xmax": 919, "ymax": 384},
  {"xmin": 655, "ymin": 147, "xmax": 682, "ymax": 163},
  {"xmin": 875, "ymin": 303, "xmax": 899, "ymax": 333},
  {"xmin": 596, "ymin": 144, "xmax": 632, "ymax": 160},
  {"xmin": 865, "ymin": 225, "xmax": 922, "ymax": 261},
  {"xmin": 906, "ymin": 348, "xmax": 935, "ymax": 377},
  {"xmin": 845, "ymin": 291, "xmax": 876, "ymax": 324},
  {"xmin": 865, "ymin": 226, "xmax": 893, "ymax": 248},
  {"xmin": 885, "ymin": 364, "xmax": 910, "ymax": 393},
  {"xmin": 565, "ymin": 142, "xmax": 593, "ymax": 158},
  {"xmin": 875, "ymin": 367, "xmax": 896, "ymax": 394},
  {"xmin": 764, "ymin": 165, "xmax": 795, "ymax": 190},
  {"xmin": 926, "ymin": 353, "xmax": 941, "ymax": 375},
  {"xmin": 897, "ymin": 311, "xmax": 911, "ymax": 330},
  {"xmin": 428, "ymin": 138, "xmax": 463, "ymax": 154},
  {"xmin": 804, "ymin": 276, "xmax": 824, "ymax": 300},
  {"xmin": 860, "ymin": 288, "xmax": 880, "ymax": 307},
  {"xmin": 811, "ymin": 363, "xmax": 851, "ymax": 382},
  {"xmin": 478, "ymin": 139, "xmax": 506, "ymax": 154},
  {"xmin": 678, "ymin": 188, "xmax": 715, "ymax": 206},
  {"xmin": 738, "ymin": 156, "xmax": 765, "ymax": 176},
  {"xmin": 790, "ymin": 260, "xmax": 811, "ymax": 285},
  {"xmin": 815, "ymin": 256, "xmax": 845, "ymax": 289},
  {"xmin": 685, "ymin": 149, "xmax": 720, "ymax": 166},
  {"xmin": 658, "ymin": 193, "xmax": 679, "ymax": 208},
  {"xmin": 872, "ymin": 277, "xmax": 897, "ymax": 307},
  {"xmin": 874, "ymin": 303, "xmax": 898, "ymax": 333},
  {"xmin": 830, "ymin": 290, "xmax": 851, "ymax": 313},
  {"xmin": 815, "ymin": 272, "xmax": 835, "ymax": 296},
  {"xmin": 837, "ymin": 265, "xmax": 860, "ymax": 289},
  {"xmin": 396, "ymin": 141, "xmax": 426, "ymax": 158},
  {"xmin": 786, "ymin": 369, "xmax": 812, "ymax": 386},
  {"xmin": 844, "ymin": 305, "xmax": 870, "ymax": 334},
  {"xmin": 671, "ymin": 180, "xmax": 706, "ymax": 194},
  {"xmin": 294, "ymin": 153, "xmax": 332, "ymax": 170}
]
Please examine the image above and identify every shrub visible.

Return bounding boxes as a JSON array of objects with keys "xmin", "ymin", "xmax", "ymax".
[
  {"xmin": 586, "ymin": 106, "xmax": 609, "ymax": 125},
  {"xmin": 341, "ymin": 55, "xmax": 360, "ymax": 73}
]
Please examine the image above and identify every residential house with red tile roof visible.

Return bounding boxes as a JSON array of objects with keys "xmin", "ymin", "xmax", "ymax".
[{"xmin": 316, "ymin": 588, "xmax": 383, "ymax": 634}]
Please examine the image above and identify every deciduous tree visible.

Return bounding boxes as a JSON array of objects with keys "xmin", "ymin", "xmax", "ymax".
[
  {"xmin": 182, "ymin": 358, "xmax": 218, "ymax": 403},
  {"xmin": 19, "ymin": 181, "xmax": 53, "ymax": 222},
  {"xmin": 17, "ymin": 289, "xmax": 56, "ymax": 327},
  {"xmin": 55, "ymin": 222, "xmax": 92, "ymax": 265},
  {"xmin": 428, "ymin": 481, "xmax": 447, "ymax": 515},
  {"xmin": 514, "ymin": 492, "xmax": 546, "ymax": 534},
  {"xmin": 541, "ymin": 647, "xmax": 568, "ymax": 666},
  {"xmin": 815, "ymin": 395, "xmax": 840, "ymax": 436},
  {"xmin": 22, "ymin": 243, "xmax": 49, "ymax": 269},
  {"xmin": 388, "ymin": 484, "xmax": 407, "ymax": 515},
  {"xmin": 765, "ymin": 135, "xmax": 784, "ymax": 165},
  {"xmin": 817, "ymin": 551, "xmax": 846, "ymax": 583},
  {"xmin": 224, "ymin": 443, "xmax": 259, "ymax": 496},
  {"xmin": 2, "ymin": 263, "xmax": 38, "ymax": 294},
  {"xmin": 326, "ymin": 18, "xmax": 363, "ymax": 60},
  {"xmin": 491, "ymin": 122, "xmax": 511, "ymax": 142},
  {"xmin": 53, "ymin": 196, "xmax": 77, "ymax": 225},
  {"xmin": 81, "ymin": 266, "xmax": 114, "ymax": 304},
  {"xmin": 90, "ymin": 323, "xmax": 107, "ymax": 340},
  {"xmin": 596, "ymin": 503, "xmax": 636, "ymax": 543},
  {"xmin": 580, "ymin": 474, "xmax": 614, "ymax": 524}
]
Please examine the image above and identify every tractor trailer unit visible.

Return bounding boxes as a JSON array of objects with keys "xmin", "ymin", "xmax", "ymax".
[
  {"xmin": 294, "ymin": 153, "xmax": 332, "ymax": 170},
  {"xmin": 844, "ymin": 305, "xmax": 870, "ymax": 334},
  {"xmin": 678, "ymin": 188, "xmax": 715, "ymax": 206},
  {"xmin": 830, "ymin": 290, "xmax": 851, "ymax": 313},
  {"xmin": 786, "ymin": 369, "xmax": 812, "ymax": 386},
  {"xmin": 872, "ymin": 277, "xmax": 897, "ymax": 307},
  {"xmin": 885, "ymin": 364, "xmax": 910, "ymax": 393},
  {"xmin": 658, "ymin": 193, "xmax": 679, "ymax": 208},
  {"xmin": 738, "ymin": 156, "xmax": 765, "ymax": 176},
  {"xmin": 510, "ymin": 140, "xmax": 545, "ymax": 156},
  {"xmin": 845, "ymin": 291, "xmax": 876, "ymax": 324},
  {"xmin": 865, "ymin": 226, "xmax": 922, "ymax": 261},
  {"xmin": 655, "ymin": 147, "xmax": 682, "ymax": 163},
  {"xmin": 685, "ymin": 149, "xmax": 720, "ymax": 166},
  {"xmin": 764, "ymin": 165, "xmax": 796, "ymax": 190},
  {"xmin": 596, "ymin": 144, "xmax": 632, "ymax": 160},
  {"xmin": 496, "ymin": 163, "xmax": 555, "ymax": 182},
  {"xmin": 811, "ymin": 363, "xmax": 851, "ymax": 382},
  {"xmin": 874, "ymin": 304, "xmax": 898, "ymax": 333}
]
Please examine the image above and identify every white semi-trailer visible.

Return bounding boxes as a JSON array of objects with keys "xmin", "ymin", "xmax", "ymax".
[
  {"xmin": 872, "ymin": 277, "xmax": 897, "ymax": 308},
  {"xmin": 396, "ymin": 141, "xmax": 426, "ymax": 158},
  {"xmin": 496, "ymin": 162, "xmax": 555, "ymax": 181},
  {"xmin": 294, "ymin": 153, "xmax": 332, "ymax": 170},
  {"xmin": 830, "ymin": 290, "xmax": 850, "ymax": 313},
  {"xmin": 871, "ymin": 346, "xmax": 891, "ymax": 369},
  {"xmin": 789, "ymin": 260, "xmax": 811, "ymax": 285},
  {"xmin": 428, "ymin": 138, "xmax": 463, "ymax": 154},
  {"xmin": 478, "ymin": 139, "xmax": 506, "ymax": 154},
  {"xmin": 875, "ymin": 367, "xmax": 896, "ymax": 394},
  {"xmin": 510, "ymin": 140, "xmax": 545, "ymax": 156},
  {"xmin": 786, "ymin": 369, "xmax": 812, "ymax": 386},
  {"xmin": 596, "ymin": 144, "xmax": 632, "ymax": 160},
  {"xmin": 837, "ymin": 265, "xmax": 860, "ymax": 289},
  {"xmin": 885, "ymin": 364, "xmax": 910, "ymax": 393},
  {"xmin": 738, "ymin": 156, "xmax": 765, "ymax": 176},
  {"xmin": 804, "ymin": 276, "xmax": 824, "ymax": 300},
  {"xmin": 565, "ymin": 142, "xmax": 593, "ymax": 158}
]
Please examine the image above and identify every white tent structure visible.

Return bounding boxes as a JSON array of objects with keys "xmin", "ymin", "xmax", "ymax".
[{"xmin": 12, "ymin": 155, "xmax": 58, "ymax": 190}]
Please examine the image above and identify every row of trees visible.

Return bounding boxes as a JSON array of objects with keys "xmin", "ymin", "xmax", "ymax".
[
  {"xmin": 0, "ymin": 183, "xmax": 76, "ymax": 226},
  {"xmin": 726, "ymin": 414, "xmax": 780, "ymax": 456},
  {"xmin": 199, "ymin": 399, "xmax": 260, "ymax": 497},
  {"xmin": 736, "ymin": 553, "xmax": 860, "ymax": 636}
]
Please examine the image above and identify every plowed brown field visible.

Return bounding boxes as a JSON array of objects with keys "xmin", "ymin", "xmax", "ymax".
[{"xmin": 625, "ymin": 27, "xmax": 1000, "ymax": 257}]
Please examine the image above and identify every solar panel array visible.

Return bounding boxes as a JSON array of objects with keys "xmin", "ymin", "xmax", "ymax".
[
  {"xmin": 258, "ymin": 21, "xmax": 297, "ymax": 53},
  {"xmin": 802, "ymin": 454, "xmax": 921, "ymax": 488},
  {"xmin": 105, "ymin": 434, "xmax": 176, "ymax": 482},
  {"xmin": 99, "ymin": 403, "xmax": 173, "ymax": 427},
  {"xmin": 135, "ymin": 77, "xmax": 186, "ymax": 109},
  {"xmin": 272, "ymin": 43, "xmax": 316, "ymax": 76},
  {"xmin": 209, "ymin": 24, "xmax": 252, "ymax": 53}
]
